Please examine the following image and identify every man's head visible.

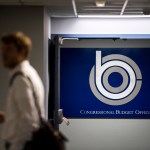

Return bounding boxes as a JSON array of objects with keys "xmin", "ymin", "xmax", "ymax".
[{"xmin": 1, "ymin": 32, "xmax": 32, "ymax": 69}]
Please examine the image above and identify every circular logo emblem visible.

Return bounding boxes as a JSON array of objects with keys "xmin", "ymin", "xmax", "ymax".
[{"xmin": 89, "ymin": 51, "xmax": 142, "ymax": 106}]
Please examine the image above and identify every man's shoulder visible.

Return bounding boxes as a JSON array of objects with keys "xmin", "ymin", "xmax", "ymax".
[
  {"xmin": 12, "ymin": 74, "xmax": 31, "ymax": 90},
  {"xmin": 10, "ymin": 64, "xmax": 44, "ymax": 91}
]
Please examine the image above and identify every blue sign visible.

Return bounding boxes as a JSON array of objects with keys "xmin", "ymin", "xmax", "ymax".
[{"xmin": 60, "ymin": 48, "xmax": 150, "ymax": 119}]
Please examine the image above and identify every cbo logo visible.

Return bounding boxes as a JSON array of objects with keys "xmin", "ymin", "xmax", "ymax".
[{"xmin": 89, "ymin": 51, "xmax": 142, "ymax": 106}]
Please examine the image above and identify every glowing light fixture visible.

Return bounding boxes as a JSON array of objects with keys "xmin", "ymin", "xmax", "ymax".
[
  {"xmin": 78, "ymin": 15, "xmax": 150, "ymax": 18},
  {"xmin": 95, "ymin": 0, "xmax": 106, "ymax": 7}
]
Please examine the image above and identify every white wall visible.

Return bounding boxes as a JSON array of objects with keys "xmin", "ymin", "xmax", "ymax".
[
  {"xmin": 51, "ymin": 18, "xmax": 150, "ymax": 150},
  {"xmin": 51, "ymin": 18, "xmax": 150, "ymax": 34},
  {"xmin": 0, "ymin": 6, "xmax": 50, "ymax": 149},
  {"xmin": 44, "ymin": 8, "xmax": 51, "ymax": 118}
]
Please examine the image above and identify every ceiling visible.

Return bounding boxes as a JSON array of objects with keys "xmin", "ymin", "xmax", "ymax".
[{"xmin": 0, "ymin": 0, "xmax": 150, "ymax": 17}]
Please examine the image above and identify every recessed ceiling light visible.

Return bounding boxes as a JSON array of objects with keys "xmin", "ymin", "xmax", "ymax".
[{"xmin": 95, "ymin": 0, "xmax": 106, "ymax": 7}]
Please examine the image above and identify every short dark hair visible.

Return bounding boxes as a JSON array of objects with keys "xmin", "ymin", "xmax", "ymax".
[{"xmin": 1, "ymin": 32, "xmax": 32, "ymax": 58}]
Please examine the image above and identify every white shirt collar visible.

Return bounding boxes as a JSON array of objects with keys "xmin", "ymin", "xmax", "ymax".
[{"xmin": 9, "ymin": 60, "xmax": 30, "ymax": 78}]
